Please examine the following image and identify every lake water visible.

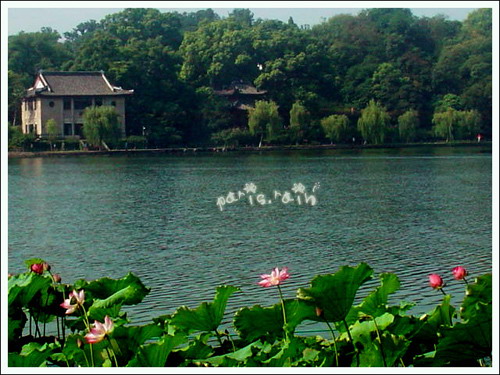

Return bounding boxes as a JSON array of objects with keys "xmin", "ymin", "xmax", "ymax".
[{"xmin": 8, "ymin": 146, "xmax": 492, "ymax": 334}]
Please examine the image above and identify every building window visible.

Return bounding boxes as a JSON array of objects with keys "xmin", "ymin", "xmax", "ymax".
[
  {"xmin": 49, "ymin": 101, "xmax": 55, "ymax": 108},
  {"xmin": 74, "ymin": 98, "xmax": 92, "ymax": 110},
  {"xmin": 111, "ymin": 101, "xmax": 116, "ymax": 107},
  {"xmin": 63, "ymin": 99, "xmax": 71, "ymax": 110},
  {"xmin": 75, "ymin": 123, "xmax": 84, "ymax": 137},
  {"xmin": 95, "ymin": 97, "xmax": 103, "ymax": 106},
  {"xmin": 64, "ymin": 123, "xmax": 73, "ymax": 136}
]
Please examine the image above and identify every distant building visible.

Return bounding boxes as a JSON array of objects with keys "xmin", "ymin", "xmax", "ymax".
[
  {"xmin": 214, "ymin": 80, "xmax": 266, "ymax": 127},
  {"xmin": 21, "ymin": 71, "xmax": 133, "ymax": 138}
]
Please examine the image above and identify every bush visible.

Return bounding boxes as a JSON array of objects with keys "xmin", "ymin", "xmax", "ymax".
[
  {"xmin": 8, "ymin": 126, "xmax": 36, "ymax": 151},
  {"xmin": 211, "ymin": 128, "xmax": 255, "ymax": 147}
]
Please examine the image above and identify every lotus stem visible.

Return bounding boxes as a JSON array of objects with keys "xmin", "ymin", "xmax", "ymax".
[
  {"xmin": 323, "ymin": 318, "xmax": 339, "ymax": 367},
  {"xmin": 373, "ymin": 317, "xmax": 387, "ymax": 367},
  {"xmin": 215, "ymin": 330, "xmax": 224, "ymax": 347},
  {"xmin": 343, "ymin": 319, "xmax": 359, "ymax": 367},
  {"xmin": 277, "ymin": 284, "xmax": 289, "ymax": 340}
]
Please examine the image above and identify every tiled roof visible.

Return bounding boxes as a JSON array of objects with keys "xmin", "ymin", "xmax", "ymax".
[
  {"xmin": 214, "ymin": 81, "xmax": 266, "ymax": 96},
  {"xmin": 25, "ymin": 71, "xmax": 133, "ymax": 97}
]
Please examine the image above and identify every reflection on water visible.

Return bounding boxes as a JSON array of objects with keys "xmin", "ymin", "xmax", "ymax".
[{"xmin": 8, "ymin": 147, "xmax": 492, "ymax": 332}]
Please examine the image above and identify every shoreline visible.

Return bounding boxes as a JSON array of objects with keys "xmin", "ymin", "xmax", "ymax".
[{"xmin": 7, "ymin": 141, "xmax": 492, "ymax": 158}]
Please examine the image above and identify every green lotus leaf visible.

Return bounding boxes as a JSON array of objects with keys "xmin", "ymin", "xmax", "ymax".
[
  {"xmin": 460, "ymin": 273, "xmax": 492, "ymax": 321},
  {"xmin": 8, "ymin": 312, "xmax": 27, "ymax": 345},
  {"xmin": 234, "ymin": 299, "xmax": 318, "ymax": 342},
  {"xmin": 170, "ymin": 285, "xmax": 239, "ymax": 333},
  {"xmin": 126, "ymin": 333, "xmax": 186, "ymax": 367},
  {"xmin": 196, "ymin": 340, "xmax": 263, "ymax": 366},
  {"xmin": 357, "ymin": 331, "xmax": 410, "ymax": 367},
  {"xmin": 261, "ymin": 336, "xmax": 306, "ymax": 367},
  {"xmin": 112, "ymin": 322, "xmax": 165, "ymax": 361},
  {"xmin": 297, "ymin": 263, "xmax": 373, "ymax": 322},
  {"xmin": 433, "ymin": 302, "xmax": 492, "ymax": 366},
  {"xmin": 8, "ymin": 273, "xmax": 52, "ymax": 308},
  {"xmin": 175, "ymin": 332, "xmax": 214, "ymax": 362},
  {"xmin": 359, "ymin": 273, "xmax": 400, "ymax": 316},
  {"xmin": 8, "ymin": 342, "xmax": 54, "ymax": 367},
  {"xmin": 75, "ymin": 272, "xmax": 150, "ymax": 307}
]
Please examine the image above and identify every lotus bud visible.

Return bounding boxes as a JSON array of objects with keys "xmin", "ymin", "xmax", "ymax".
[
  {"xmin": 30, "ymin": 263, "xmax": 44, "ymax": 274},
  {"xmin": 452, "ymin": 266, "xmax": 468, "ymax": 280},
  {"xmin": 428, "ymin": 274, "xmax": 444, "ymax": 289}
]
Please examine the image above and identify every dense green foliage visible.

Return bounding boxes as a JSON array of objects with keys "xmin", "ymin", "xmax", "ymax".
[
  {"xmin": 8, "ymin": 259, "xmax": 492, "ymax": 367},
  {"xmin": 8, "ymin": 8, "xmax": 492, "ymax": 146}
]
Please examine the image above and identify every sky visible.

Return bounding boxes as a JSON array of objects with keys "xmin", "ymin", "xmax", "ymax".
[{"xmin": 5, "ymin": 2, "xmax": 483, "ymax": 36}]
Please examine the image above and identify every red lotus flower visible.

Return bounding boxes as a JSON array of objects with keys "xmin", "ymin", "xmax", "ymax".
[
  {"xmin": 452, "ymin": 266, "xmax": 468, "ymax": 280},
  {"xmin": 60, "ymin": 290, "xmax": 85, "ymax": 315},
  {"xmin": 85, "ymin": 316, "xmax": 114, "ymax": 344},
  {"xmin": 429, "ymin": 274, "xmax": 445, "ymax": 289},
  {"xmin": 258, "ymin": 267, "xmax": 290, "ymax": 287},
  {"xmin": 30, "ymin": 263, "xmax": 44, "ymax": 274}
]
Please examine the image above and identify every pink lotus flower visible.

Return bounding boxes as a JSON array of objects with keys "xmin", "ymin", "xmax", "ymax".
[
  {"xmin": 85, "ymin": 316, "xmax": 114, "ymax": 344},
  {"xmin": 258, "ymin": 267, "xmax": 290, "ymax": 287},
  {"xmin": 452, "ymin": 266, "xmax": 468, "ymax": 280},
  {"xmin": 429, "ymin": 274, "xmax": 445, "ymax": 289},
  {"xmin": 31, "ymin": 263, "xmax": 44, "ymax": 274},
  {"xmin": 42, "ymin": 262, "xmax": 51, "ymax": 272},
  {"xmin": 60, "ymin": 290, "xmax": 85, "ymax": 315}
]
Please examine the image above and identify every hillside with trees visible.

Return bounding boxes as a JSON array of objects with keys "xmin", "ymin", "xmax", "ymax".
[{"xmin": 8, "ymin": 8, "xmax": 492, "ymax": 148}]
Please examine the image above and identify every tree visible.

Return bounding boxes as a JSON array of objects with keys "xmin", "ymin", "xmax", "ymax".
[
  {"xmin": 357, "ymin": 100, "xmax": 391, "ymax": 144},
  {"xmin": 320, "ymin": 115, "xmax": 350, "ymax": 144},
  {"xmin": 46, "ymin": 118, "xmax": 58, "ymax": 151},
  {"xmin": 8, "ymin": 70, "xmax": 28, "ymax": 126},
  {"xmin": 456, "ymin": 110, "xmax": 482, "ymax": 140},
  {"xmin": 397, "ymin": 110, "xmax": 419, "ymax": 143},
  {"xmin": 289, "ymin": 102, "xmax": 311, "ymax": 144},
  {"xmin": 248, "ymin": 100, "xmax": 282, "ymax": 147},
  {"xmin": 82, "ymin": 106, "xmax": 122, "ymax": 149},
  {"xmin": 432, "ymin": 108, "xmax": 457, "ymax": 141}
]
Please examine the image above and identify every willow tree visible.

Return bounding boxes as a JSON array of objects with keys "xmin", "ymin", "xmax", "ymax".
[
  {"xmin": 46, "ymin": 118, "xmax": 58, "ymax": 151},
  {"xmin": 397, "ymin": 110, "xmax": 419, "ymax": 143},
  {"xmin": 248, "ymin": 100, "xmax": 282, "ymax": 147},
  {"xmin": 456, "ymin": 109, "xmax": 482, "ymax": 140},
  {"xmin": 320, "ymin": 114, "xmax": 350, "ymax": 144},
  {"xmin": 289, "ymin": 101, "xmax": 311, "ymax": 144},
  {"xmin": 432, "ymin": 108, "xmax": 457, "ymax": 141},
  {"xmin": 357, "ymin": 100, "xmax": 390, "ymax": 144},
  {"xmin": 82, "ymin": 105, "xmax": 122, "ymax": 149}
]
